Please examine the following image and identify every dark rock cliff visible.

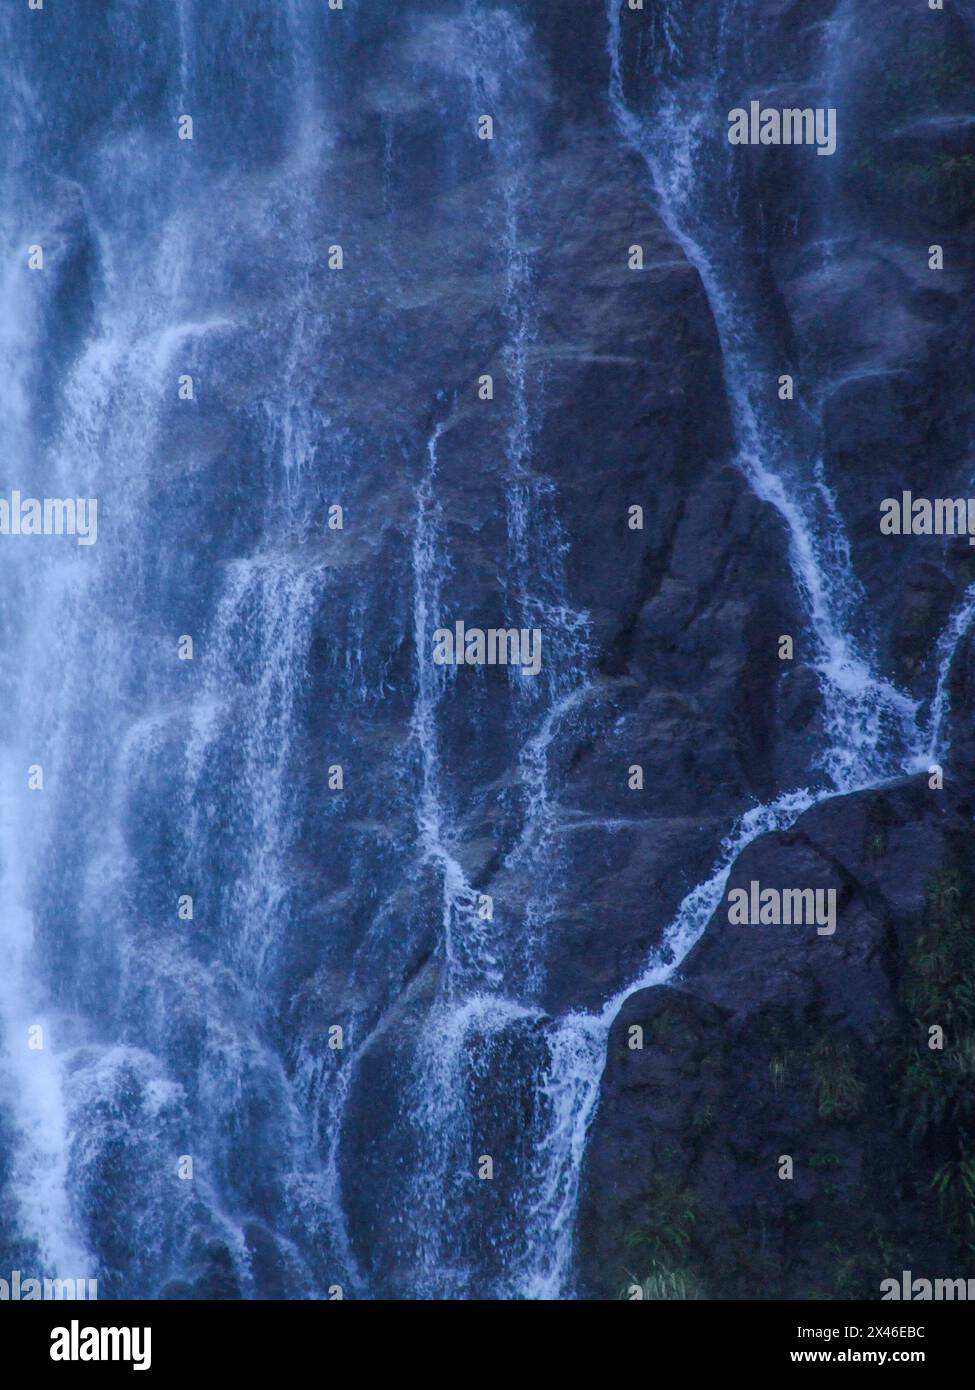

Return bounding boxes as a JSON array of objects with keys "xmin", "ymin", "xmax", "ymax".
[
  {"xmin": 579, "ymin": 777, "xmax": 975, "ymax": 1298},
  {"xmin": 578, "ymin": 0, "xmax": 975, "ymax": 1301},
  {"xmin": 1, "ymin": 0, "xmax": 974, "ymax": 1301}
]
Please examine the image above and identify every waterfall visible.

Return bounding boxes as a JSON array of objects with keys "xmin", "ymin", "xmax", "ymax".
[
  {"xmin": 606, "ymin": 0, "xmax": 925, "ymax": 791},
  {"xmin": 925, "ymin": 579, "xmax": 975, "ymax": 763},
  {"xmin": 1, "ymin": 0, "xmax": 972, "ymax": 1303},
  {"xmin": 0, "ymin": 0, "xmax": 350, "ymax": 1297},
  {"xmin": 502, "ymin": 0, "xmax": 975, "ymax": 1299}
]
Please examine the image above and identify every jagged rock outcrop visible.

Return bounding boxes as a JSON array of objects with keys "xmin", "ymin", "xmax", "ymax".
[{"xmin": 579, "ymin": 776, "xmax": 975, "ymax": 1298}]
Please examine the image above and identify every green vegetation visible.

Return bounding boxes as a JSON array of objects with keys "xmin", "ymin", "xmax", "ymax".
[
  {"xmin": 619, "ymin": 1262, "xmax": 705, "ymax": 1301},
  {"xmin": 620, "ymin": 1179, "xmax": 706, "ymax": 1300},
  {"xmin": 811, "ymin": 1038, "xmax": 865, "ymax": 1122},
  {"xmin": 898, "ymin": 865, "xmax": 975, "ymax": 1255},
  {"xmin": 624, "ymin": 1179, "xmax": 696, "ymax": 1265}
]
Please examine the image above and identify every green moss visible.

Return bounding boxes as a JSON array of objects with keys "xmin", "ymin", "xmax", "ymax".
[
  {"xmin": 644, "ymin": 1000, "xmax": 699, "ymax": 1053},
  {"xmin": 808, "ymin": 1152, "xmax": 840, "ymax": 1170}
]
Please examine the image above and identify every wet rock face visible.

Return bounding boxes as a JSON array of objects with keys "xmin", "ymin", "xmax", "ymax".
[
  {"xmin": 312, "ymin": 5, "xmax": 816, "ymax": 1282},
  {"xmin": 288, "ymin": 8, "xmax": 810, "ymax": 1033},
  {"xmin": 3, "ymin": 0, "xmax": 974, "ymax": 1301},
  {"xmin": 578, "ymin": 779, "xmax": 974, "ymax": 1299},
  {"xmin": 574, "ymin": 0, "xmax": 975, "ymax": 1303},
  {"xmin": 257, "ymin": 0, "xmax": 871, "ymax": 1291},
  {"xmin": 713, "ymin": 0, "xmax": 975, "ymax": 693},
  {"xmin": 273, "ymin": 5, "xmax": 766, "ymax": 1021}
]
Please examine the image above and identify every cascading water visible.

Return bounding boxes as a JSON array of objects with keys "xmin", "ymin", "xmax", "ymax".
[
  {"xmin": 1, "ymin": 0, "xmax": 972, "ymax": 1303},
  {"xmin": 502, "ymin": 1, "xmax": 975, "ymax": 1299},
  {"xmin": 606, "ymin": 0, "xmax": 927, "ymax": 791},
  {"xmin": 0, "ymin": 0, "xmax": 357, "ymax": 1298}
]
